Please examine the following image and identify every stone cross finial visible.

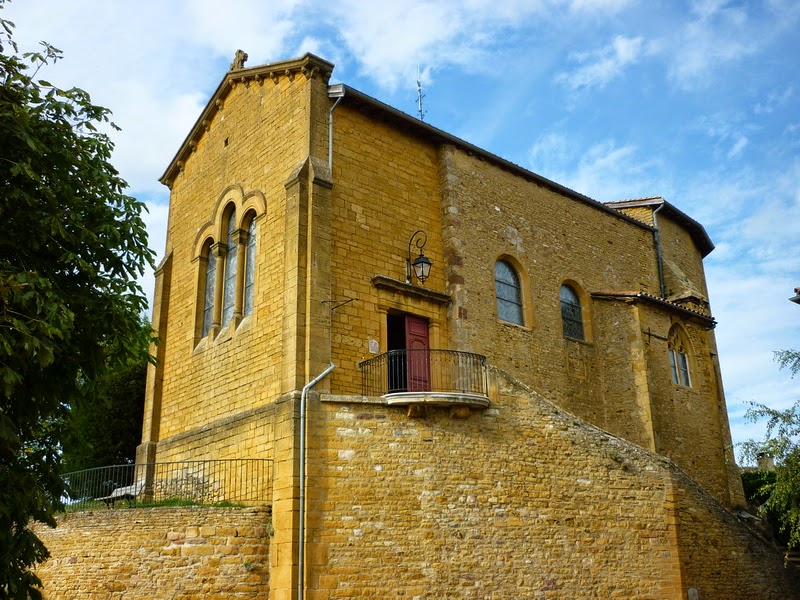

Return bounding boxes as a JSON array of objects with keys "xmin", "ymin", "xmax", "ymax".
[{"xmin": 230, "ymin": 49, "xmax": 248, "ymax": 71}]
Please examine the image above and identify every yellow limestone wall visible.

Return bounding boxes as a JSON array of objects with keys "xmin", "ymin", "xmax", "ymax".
[
  {"xmin": 301, "ymin": 372, "xmax": 798, "ymax": 599},
  {"xmin": 146, "ymin": 69, "xmax": 324, "ymax": 456},
  {"xmin": 143, "ymin": 53, "xmax": 742, "ymax": 509},
  {"xmin": 324, "ymin": 112, "xmax": 741, "ymax": 508},
  {"xmin": 35, "ymin": 507, "xmax": 271, "ymax": 600},
  {"xmin": 326, "ymin": 103, "xmax": 447, "ymax": 395}
]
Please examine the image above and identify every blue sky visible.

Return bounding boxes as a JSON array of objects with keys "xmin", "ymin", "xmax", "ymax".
[{"xmin": 4, "ymin": 0, "xmax": 798, "ymax": 461}]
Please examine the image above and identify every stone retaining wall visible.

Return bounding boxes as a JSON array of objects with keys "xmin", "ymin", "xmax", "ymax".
[{"xmin": 34, "ymin": 506, "xmax": 271, "ymax": 599}]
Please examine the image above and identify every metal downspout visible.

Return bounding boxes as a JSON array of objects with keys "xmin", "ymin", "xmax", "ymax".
[
  {"xmin": 298, "ymin": 362, "xmax": 335, "ymax": 600},
  {"xmin": 652, "ymin": 201, "xmax": 667, "ymax": 298}
]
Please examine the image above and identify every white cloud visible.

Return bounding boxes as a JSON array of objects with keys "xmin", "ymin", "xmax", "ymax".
[
  {"xmin": 785, "ymin": 123, "xmax": 800, "ymax": 147},
  {"xmin": 754, "ymin": 87, "xmax": 793, "ymax": 115},
  {"xmin": 667, "ymin": 26, "xmax": 754, "ymax": 88},
  {"xmin": 318, "ymin": 0, "xmax": 639, "ymax": 92},
  {"xmin": 689, "ymin": 163, "xmax": 800, "ymax": 459},
  {"xmin": 694, "ymin": 111, "xmax": 755, "ymax": 162},
  {"xmin": 659, "ymin": 1, "xmax": 796, "ymax": 90},
  {"xmin": 555, "ymin": 35, "xmax": 645, "ymax": 90},
  {"xmin": 109, "ymin": 82, "xmax": 207, "ymax": 195},
  {"xmin": 182, "ymin": 0, "xmax": 303, "ymax": 63},
  {"xmin": 528, "ymin": 133, "xmax": 665, "ymax": 201},
  {"xmin": 322, "ymin": 1, "xmax": 494, "ymax": 91},
  {"xmin": 690, "ymin": 0, "xmax": 736, "ymax": 20},
  {"xmin": 528, "ymin": 132, "xmax": 574, "ymax": 180},
  {"xmin": 726, "ymin": 136, "xmax": 748, "ymax": 159},
  {"xmin": 568, "ymin": 0, "xmax": 633, "ymax": 13}
]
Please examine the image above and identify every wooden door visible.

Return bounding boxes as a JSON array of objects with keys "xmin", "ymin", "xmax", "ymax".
[{"xmin": 405, "ymin": 315, "xmax": 430, "ymax": 392}]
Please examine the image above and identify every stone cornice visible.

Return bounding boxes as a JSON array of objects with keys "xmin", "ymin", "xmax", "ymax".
[
  {"xmin": 590, "ymin": 291, "xmax": 716, "ymax": 328},
  {"xmin": 371, "ymin": 275, "xmax": 451, "ymax": 305}
]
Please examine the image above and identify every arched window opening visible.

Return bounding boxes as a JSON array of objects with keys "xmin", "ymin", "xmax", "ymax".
[
  {"xmin": 201, "ymin": 243, "xmax": 216, "ymax": 338},
  {"xmin": 222, "ymin": 209, "xmax": 237, "ymax": 327},
  {"xmin": 243, "ymin": 216, "xmax": 257, "ymax": 317},
  {"xmin": 668, "ymin": 327, "xmax": 692, "ymax": 387},
  {"xmin": 195, "ymin": 191, "xmax": 264, "ymax": 344},
  {"xmin": 560, "ymin": 284, "xmax": 585, "ymax": 341},
  {"xmin": 495, "ymin": 260, "xmax": 523, "ymax": 325}
]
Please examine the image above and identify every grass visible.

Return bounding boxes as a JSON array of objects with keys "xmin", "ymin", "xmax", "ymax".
[{"xmin": 62, "ymin": 498, "xmax": 251, "ymax": 513}]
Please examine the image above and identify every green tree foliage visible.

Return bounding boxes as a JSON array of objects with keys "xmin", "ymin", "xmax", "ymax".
[
  {"xmin": 0, "ymin": 5, "xmax": 154, "ymax": 597},
  {"xmin": 741, "ymin": 469, "xmax": 777, "ymax": 505},
  {"xmin": 61, "ymin": 345, "xmax": 148, "ymax": 473},
  {"xmin": 741, "ymin": 349, "xmax": 800, "ymax": 552},
  {"xmin": 740, "ymin": 469, "xmax": 788, "ymax": 545},
  {"xmin": 775, "ymin": 349, "xmax": 800, "ymax": 378}
]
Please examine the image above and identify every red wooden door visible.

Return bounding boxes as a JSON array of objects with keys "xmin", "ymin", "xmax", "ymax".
[{"xmin": 405, "ymin": 315, "xmax": 430, "ymax": 392}]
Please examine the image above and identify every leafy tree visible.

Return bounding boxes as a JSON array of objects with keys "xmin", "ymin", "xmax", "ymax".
[
  {"xmin": 741, "ymin": 349, "xmax": 800, "ymax": 552},
  {"xmin": 0, "ymin": 5, "xmax": 154, "ymax": 597},
  {"xmin": 61, "ymin": 341, "xmax": 148, "ymax": 473},
  {"xmin": 774, "ymin": 349, "xmax": 800, "ymax": 378},
  {"xmin": 740, "ymin": 469, "xmax": 787, "ymax": 546}
]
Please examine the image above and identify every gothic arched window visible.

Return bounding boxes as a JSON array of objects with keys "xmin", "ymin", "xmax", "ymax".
[
  {"xmin": 221, "ymin": 208, "xmax": 237, "ymax": 327},
  {"xmin": 668, "ymin": 326, "xmax": 692, "ymax": 387},
  {"xmin": 201, "ymin": 242, "xmax": 216, "ymax": 338},
  {"xmin": 560, "ymin": 284, "xmax": 585, "ymax": 341},
  {"xmin": 243, "ymin": 216, "xmax": 257, "ymax": 317},
  {"xmin": 495, "ymin": 260, "xmax": 524, "ymax": 325}
]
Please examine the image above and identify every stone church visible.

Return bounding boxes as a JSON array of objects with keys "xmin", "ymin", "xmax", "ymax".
[{"xmin": 37, "ymin": 53, "xmax": 799, "ymax": 599}]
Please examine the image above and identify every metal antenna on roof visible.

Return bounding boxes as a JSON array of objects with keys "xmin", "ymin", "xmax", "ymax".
[{"xmin": 416, "ymin": 65, "xmax": 426, "ymax": 121}]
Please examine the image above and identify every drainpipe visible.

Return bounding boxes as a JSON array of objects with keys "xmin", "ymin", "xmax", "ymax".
[
  {"xmin": 652, "ymin": 201, "xmax": 667, "ymax": 299},
  {"xmin": 298, "ymin": 85, "xmax": 342, "ymax": 599},
  {"xmin": 298, "ymin": 362, "xmax": 335, "ymax": 600},
  {"xmin": 328, "ymin": 84, "xmax": 345, "ymax": 172}
]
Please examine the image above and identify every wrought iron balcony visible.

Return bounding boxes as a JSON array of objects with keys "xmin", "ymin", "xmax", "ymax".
[{"xmin": 359, "ymin": 349, "xmax": 489, "ymax": 405}]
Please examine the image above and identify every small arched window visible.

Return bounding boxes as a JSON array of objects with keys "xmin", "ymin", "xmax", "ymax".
[
  {"xmin": 560, "ymin": 284, "xmax": 585, "ymax": 341},
  {"xmin": 495, "ymin": 260, "xmax": 523, "ymax": 325},
  {"xmin": 221, "ymin": 209, "xmax": 237, "ymax": 327},
  {"xmin": 243, "ymin": 216, "xmax": 257, "ymax": 317},
  {"xmin": 668, "ymin": 326, "xmax": 692, "ymax": 387},
  {"xmin": 201, "ymin": 243, "xmax": 216, "ymax": 338}
]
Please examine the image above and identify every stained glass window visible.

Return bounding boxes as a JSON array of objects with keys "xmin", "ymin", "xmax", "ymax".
[
  {"xmin": 222, "ymin": 209, "xmax": 237, "ymax": 327},
  {"xmin": 560, "ymin": 285, "xmax": 585, "ymax": 340},
  {"xmin": 244, "ymin": 217, "xmax": 256, "ymax": 316},
  {"xmin": 668, "ymin": 328, "xmax": 692, "ymax": 387},
  {"xmin": 495, "ymin": 260, "xmax": 523, "ymax": 325},
  {"xmin": 201, "ymin": 245, "xmax": 216, "ymax": 337}
]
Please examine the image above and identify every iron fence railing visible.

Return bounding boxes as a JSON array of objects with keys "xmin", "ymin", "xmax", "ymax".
[
  {"xmin": 359, "ymin": 349, "xmax": 489, "ymax": 397},
  {"xmin": 62, "ymin": 458, "xmax": 272, "ymax": 511}
]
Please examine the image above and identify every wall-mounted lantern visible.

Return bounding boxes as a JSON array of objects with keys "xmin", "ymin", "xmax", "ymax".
[{"xmin": 406, "ymin": 230, "xmax": 432, "ymax": 285}]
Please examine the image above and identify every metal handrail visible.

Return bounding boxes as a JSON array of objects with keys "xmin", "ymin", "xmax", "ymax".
[
  {"xmin": 359, "ymin": 349, "xmax": 488, "ymax": 397},
  {"xmin": 62, "ymin": 458, "xmax": 272, "ymax": 511}
]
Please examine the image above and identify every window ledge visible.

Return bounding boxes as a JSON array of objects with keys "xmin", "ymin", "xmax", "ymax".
[
  {"xmin": 236, "ymin": 314, "xmax": 253, "ymax": 332},
  {"xmin": 193, "ymin": 336, "xmax": 210, "ymax": 354},
  {"xmin": 214, "ymin": 324, "xmax": 234, "ymax": 344},
  {"xmin": 673, "ymin": 384, "xmax": 697, "ymax": 392},
  {"xmin": 498, "ymin": 320, "xmax": 532, "ymax": 332}
]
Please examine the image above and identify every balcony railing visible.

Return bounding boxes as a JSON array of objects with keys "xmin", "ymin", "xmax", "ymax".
[
  {"xmin": 62, "ymin": 458, "xmax": 272, "ymax": 511},
  {"xmin": 359, "ymin": 349, "xmax": 489, "ymax": 398}
]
